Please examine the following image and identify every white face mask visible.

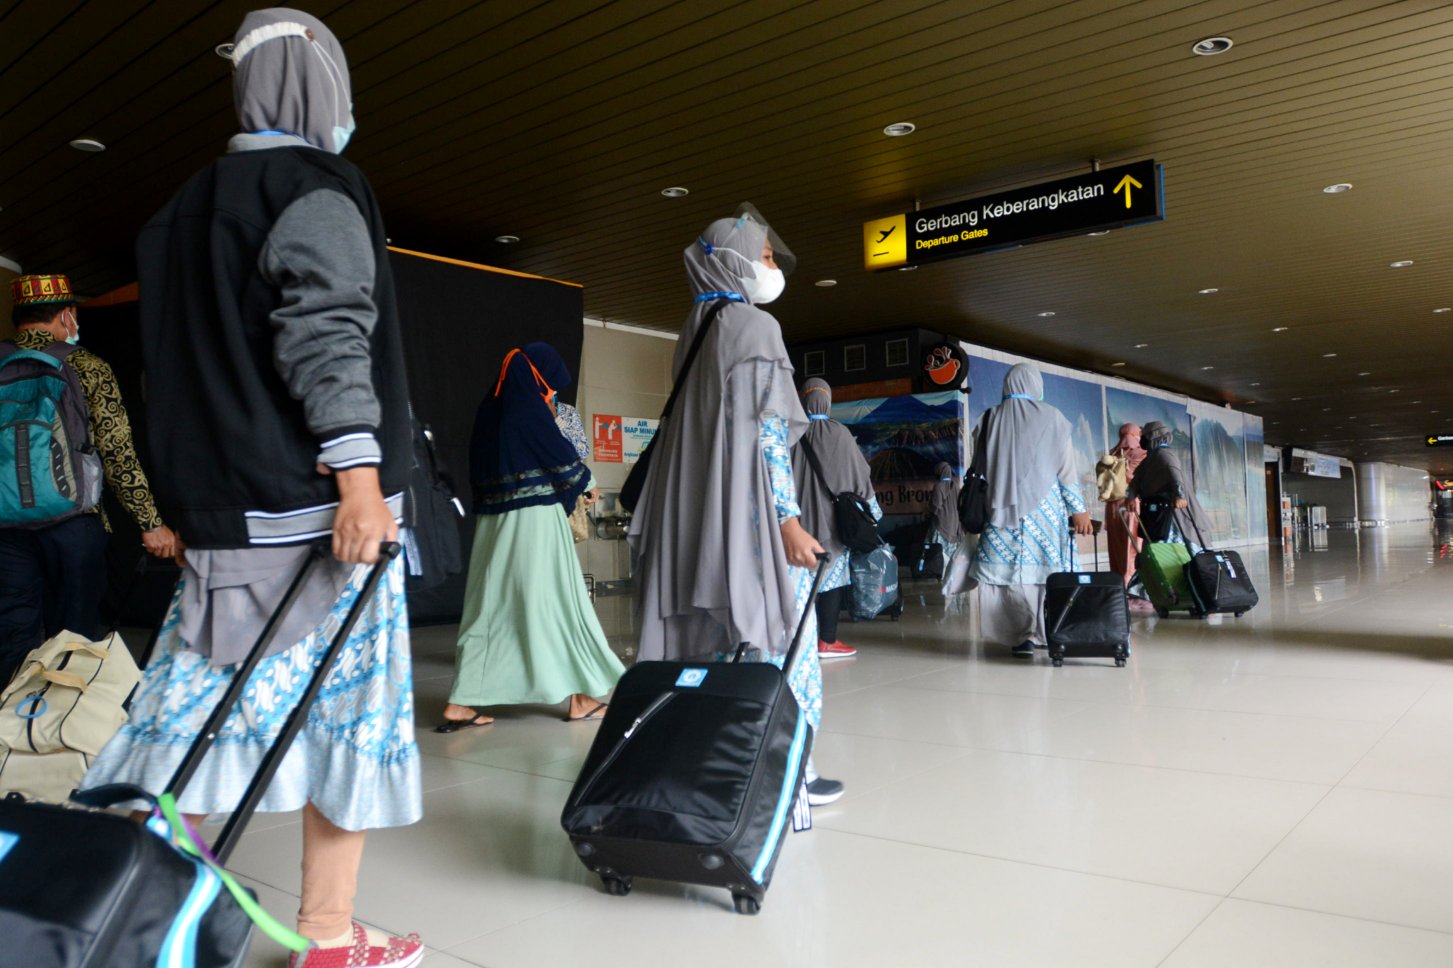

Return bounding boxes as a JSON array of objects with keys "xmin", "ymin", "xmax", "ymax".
[
  {"xmin": 750, "ymin": 260, "xmax": 786, "ymax": 304},
  {"xmin": 64, "ymin": 310, "xmax": 79, "ymax": 345}
]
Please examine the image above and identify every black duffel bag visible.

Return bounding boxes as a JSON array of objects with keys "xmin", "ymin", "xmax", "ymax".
[
  {"xmin": 403, "ymin": 416, "xmax": 465, "ymax": 592},
  {"xmin": 798, "ymin": 437, "xmax": 881, "ymax": 554}
]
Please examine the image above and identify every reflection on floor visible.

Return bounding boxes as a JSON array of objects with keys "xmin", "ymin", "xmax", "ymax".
[{"xmin": 233, "ymin": 523, "xmax": 1453, "ymax": 967}]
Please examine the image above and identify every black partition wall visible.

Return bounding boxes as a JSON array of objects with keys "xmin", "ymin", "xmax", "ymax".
[{"xmin": 83, "ymin": 249, "xmax": 585, "ymax": 627}]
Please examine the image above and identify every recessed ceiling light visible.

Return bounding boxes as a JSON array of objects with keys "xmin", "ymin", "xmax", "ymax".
[
  {"xmin": 815, "ymin": 279, "xmax": 837, "ymax": 287},
  {"xmin": 494, "ymin": 234, "xmax": 520, "ymax": 244},
  {"xmin": 1322, "ymin": 407, "xmax": 1332, "ymax": 412},
  {"xmin": 1322, "ymin": 183, "xmax": 1353, "ymax": 194},
  {"xmin": 1191, "ymin": 36, "xmax": 1234, "ymax": 56},
  {"xmin": 1358, "ymin": 371, "xmax": 1371, "ymax": 376},
  {"xmin": 883, "ymin": 122, "xmax": 916, "ymax": 137},
  {"xmin": 1389, "ymin": 389, "xmax": 1400, "ymax": 393},
  {"xmin": 1249, "ymin": 382, "xmax": 1261, "ymax": 386},
  {"xmin": 1322, "ymin": 352, "xmax": 1337, "ymax": 358},
  {"xmin": 1037, "ymin": 311, "xmax": 1056, "ymax": 318},
  {"xmin": 1111, "ymin": 362, "xmax": 1126, "ymax": 367},
  {"xmin": 214, "ymin": 42, "xmax": 235, "ymax": 59},
  {"xmin": 1272, "ymin": 326, "xmax": 1288, "ymax": 332},
  {"xmin": 1200, "ymin": 365, "xmax": 1215, "ymax": 370},
  {"xmin": 1435, "ymin": 308, "xmax": 1452, "ymax": 314},
  {"xmin": 69, "ymin": 138, "xmax": 105, "ymax": 152},
  {"xmin": 1198, "ymin": 287, "xmax": 1219, "ymax": 295},
  {"xmin": 1291, "ymin": 397, "xmax": 1302, "ymax": 401},
  {"xmin": 1087, "ymin": 230, "xmax": 1111, "ymax": 237},
  {"xmin": 1412, "ymin": 400, "xmax": 1422, "ymax": 404},
  {"xmin": 1134, "ymin": 342, "xmax": 1149, "ymax": 348},
  {"xmin": 1389, "ymin": 260, "xmax": 1414, "ymax": 268},
  {"xmin": 660, "ymin": 186, "xmax": 689, "ymax": 198}
]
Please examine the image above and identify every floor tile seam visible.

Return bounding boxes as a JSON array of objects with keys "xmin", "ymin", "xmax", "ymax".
[
  {"xmin": 812, "ymin": 727, "xmax": 977, "ymax": 754},
  {"xmin": 828, "ymin": 747, "xmax": 980, "ymax": 805},
  {"xmin": 808, "ymin": 824, "xmax": 1230, "ymax": 898},
  {"xmin": 407, "ymin": 754, "xmax": 583, "ymax": 793},
  {"xmin": 873, "ymin": 677, "xmax": 1411, "ymax": 726},
  {"xmin": 1327, "ymin": 678, "xmax": 1451, "ymax": 804},
  {"xmin": 962, "ymin": 741, "xmax": 1342, "ymax": 788},
  {"xmin": 1334, "ymin": 780, "xmax": 1453, "ymax": 803},
  {"xmin": 1154, "ymin": 895, "xmax": 1231, "ymax": 968},
  {"xmin": 437, "ymin": 897, "xmax": 590, "ymax": 956},
  {"xmin": 1217, "ymin": 894, "xmax": 1453, "ymax": 939},
  {"xmin": 1215, "ymin": 752, "xmax": 1357, "ymax": 901}
]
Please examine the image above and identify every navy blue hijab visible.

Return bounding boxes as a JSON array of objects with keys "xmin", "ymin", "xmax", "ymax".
[{"xmin": 470, "ymin": 342, "xmax": 590, "ymax": 515}]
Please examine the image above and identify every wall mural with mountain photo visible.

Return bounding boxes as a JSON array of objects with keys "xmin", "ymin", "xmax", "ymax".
[
  {"xmin": 1189, "ymin": 400, "xmax": 1249, "ymax": 545},
  {"xmin": 831, "ymin": 391, "xmax": 965, "ymax": 524}
]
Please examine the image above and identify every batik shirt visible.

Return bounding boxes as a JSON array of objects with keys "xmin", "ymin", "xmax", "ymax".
[{"xmin": 12, "ymin": 329, "xmax": 163, "ymax": 532}]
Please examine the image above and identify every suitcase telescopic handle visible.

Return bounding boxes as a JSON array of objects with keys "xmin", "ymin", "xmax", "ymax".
[{"xmin": 781, "ymin": 553, "xmax": 832, "ymax": 678}]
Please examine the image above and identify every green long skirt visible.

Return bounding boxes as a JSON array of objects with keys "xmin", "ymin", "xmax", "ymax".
[{"xmin": 448, "ymin": 505, "xmax": 624, "ymax": 707}]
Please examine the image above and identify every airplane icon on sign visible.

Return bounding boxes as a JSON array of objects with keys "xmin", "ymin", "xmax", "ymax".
[{"xmin": 877, "ymin": 226, "xmax": 897, "ymax": 243}]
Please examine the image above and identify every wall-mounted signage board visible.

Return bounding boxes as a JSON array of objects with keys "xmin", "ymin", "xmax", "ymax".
[
  {"xmin": 863, "ymin": 159, "xmax": 1163, "ymax": 271},
  {"xmin": 1426, "ymin": 434, "xmax": 1453, "ymax": 447}
]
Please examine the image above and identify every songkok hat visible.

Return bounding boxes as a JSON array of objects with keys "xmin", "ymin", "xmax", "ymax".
[{"xmin": 11, "ymin": 274, "xmax": 75, "ymax": 307}]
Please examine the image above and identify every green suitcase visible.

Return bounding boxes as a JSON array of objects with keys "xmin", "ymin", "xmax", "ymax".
[{"xmin": 1136, "ymin": 541, "xmax": 1196, "ymax": 617}]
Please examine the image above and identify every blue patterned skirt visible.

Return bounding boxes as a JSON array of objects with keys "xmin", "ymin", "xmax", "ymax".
[{"xmin": 80, "ymin": 557, "xmax": 422, "ymax": 831}]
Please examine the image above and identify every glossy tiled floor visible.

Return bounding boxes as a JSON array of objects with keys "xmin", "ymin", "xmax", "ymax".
[{"xmin": 234, "ymin": 524, "xmax": 1453, "ymax": 967}]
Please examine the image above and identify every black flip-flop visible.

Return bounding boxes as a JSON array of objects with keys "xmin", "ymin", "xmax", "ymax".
[
  {"xmin": 434, "ymin": 714, "xmax": 493, "ymax": 734},
  {"xmin": 565, "ymin": 703, "xmax": 607, "ymax": 723}
]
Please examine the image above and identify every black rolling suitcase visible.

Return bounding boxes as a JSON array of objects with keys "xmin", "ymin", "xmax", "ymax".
[
  {"xmin": 1182, "ymin": 518, "xmax": 1258, "ymax": 618},
  {"xmin": 913, "ymin": 541, "xmax": 945, "ymax": 580},
  {"xmin": 561, "ymin": 556, "xmax": 831, "ymax": 915},
  {"xmin": 1045, "ymin": 523, "xmax": 1131, "ymax": 668},
  {"xmin": 0, "ymin": 543, "xmax": 399, "ymax": 968}
]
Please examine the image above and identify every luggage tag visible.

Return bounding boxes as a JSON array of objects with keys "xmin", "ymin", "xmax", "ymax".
[{"xmin": 1216, "ymin": 554, "xmax": 1238, "ymax": 578}]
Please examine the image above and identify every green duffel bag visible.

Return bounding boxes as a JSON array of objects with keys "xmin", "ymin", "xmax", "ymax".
[{"xmin": 1135, "ymin": 541, "xmax": 1195, "ymax": 617}]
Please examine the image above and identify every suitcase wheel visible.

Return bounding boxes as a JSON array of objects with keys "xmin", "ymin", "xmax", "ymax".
[
  {"xmin": 1051, "ymin": 657, "xmax": 1064, "ymax": 667},
  {"xmin": 1235, "ymin": 610, "xmax": 1245, "ymax": 618},
  {"xmin": 1155, "ymin": 606, "xmax": 1169, "ymax": 619},
  {"xmin": 1115, "ymin": 657, "xmax": 1127, "ymax": 668},
  {"xmin": 733, "ymin": 893, "xmax": 761, "ymax": 916},
  {"xmin": 601, "ymin": 875, "xmax": 632, "ymax": 897}
]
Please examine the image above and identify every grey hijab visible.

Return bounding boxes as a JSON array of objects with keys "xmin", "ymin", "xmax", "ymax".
[
  {"xmin": 930, "ymin": 461, "xmax": 964, "ymax": 543},
  {"xmin": 791, "ymin": 379, "xmax": 876, "ymax": 557},
  {"xmin": 630, "ymin": 207, "xmax": 810, "ymax": 662},
  {"xmin": 979, "ymin": 363, "xmax": 1074, "ymax": 527},
  {"xmin": 232, "ymin": 8, "xmax": 354, "ymax": 153}
]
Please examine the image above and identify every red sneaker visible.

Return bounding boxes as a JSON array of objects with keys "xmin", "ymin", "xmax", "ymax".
[
  {"xmin": 289, "ymin": 922, "xmax": 425, "ymax": 968},
  {"xmin": 818, "ymin": 640, "xmax": 857, "ymax": 660}
]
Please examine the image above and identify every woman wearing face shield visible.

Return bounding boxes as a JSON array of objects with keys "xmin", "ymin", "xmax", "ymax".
[
  {"xmin": 438, "ymin": 343, "xmax": 623, "ymax": 731},
  {"xmin": 628, "ymin": 206, "xmax": 845, "ymax": 805},
  {"xmin": 967, "ymin": 363, "xmax": 1094, "ymax": 658}
]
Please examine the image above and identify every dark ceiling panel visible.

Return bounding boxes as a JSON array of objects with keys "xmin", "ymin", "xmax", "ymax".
[{"xmin": 3, "ymin": 0, "xmax": 1453, "ymax": 473}]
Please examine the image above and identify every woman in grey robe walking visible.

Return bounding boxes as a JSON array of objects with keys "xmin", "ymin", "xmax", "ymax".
[
  {"xmin": 791, "ymin": 378, "xmax": 882, "ymax": 660},
  {"xmin": 967, "ymin": 363, "xmax": 1094, "ymax": 657},
  {"xmin": 629, "ymin": 206, "xmax": 845, "ymax": 804}
]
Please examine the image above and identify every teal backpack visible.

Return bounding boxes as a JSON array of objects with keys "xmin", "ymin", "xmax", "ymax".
[{"xmin": 0, "ymin": 341, "xmax": 103, "ymax": 527}]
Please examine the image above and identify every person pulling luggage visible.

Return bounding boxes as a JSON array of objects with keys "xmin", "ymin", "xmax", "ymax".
[{"xmin": 77, "ymin": 9, "xmax": 425, "ymax": 966}]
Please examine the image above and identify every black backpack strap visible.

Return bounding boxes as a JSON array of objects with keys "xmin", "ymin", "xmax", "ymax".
[
  {"xmin": 660, "ymin": 299, "xmax": 731, "ymax": 422},
  {"xmin": 798, "ymin": 435, "xmax": 834, "ymax": 500}
]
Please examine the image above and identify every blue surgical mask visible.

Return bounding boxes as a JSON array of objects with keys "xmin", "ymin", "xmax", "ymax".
[{"xmin": 333, "ymin": 119, "xmax": 355, "ymax": 153}]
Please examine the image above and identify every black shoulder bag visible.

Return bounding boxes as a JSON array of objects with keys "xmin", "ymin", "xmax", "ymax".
[
  {"xmin": 958, "ymin": 411, "xmax": 993, "ymax": 534},
  {"xmin": 799, "ymin": 436, "xmax": 882, "ymax": 553},
  {"xmin": 619, "ymin": 299, "xmax": 730, "ymax": 513}
]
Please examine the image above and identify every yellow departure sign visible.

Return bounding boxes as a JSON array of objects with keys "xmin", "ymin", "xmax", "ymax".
[
  {"xmin": 861, "ymin": 159, "xmax": 1163, "ymax": 271},
  {"xmin": 863, "ymin": 214, "xmax": 907, "ymax": 270}
]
